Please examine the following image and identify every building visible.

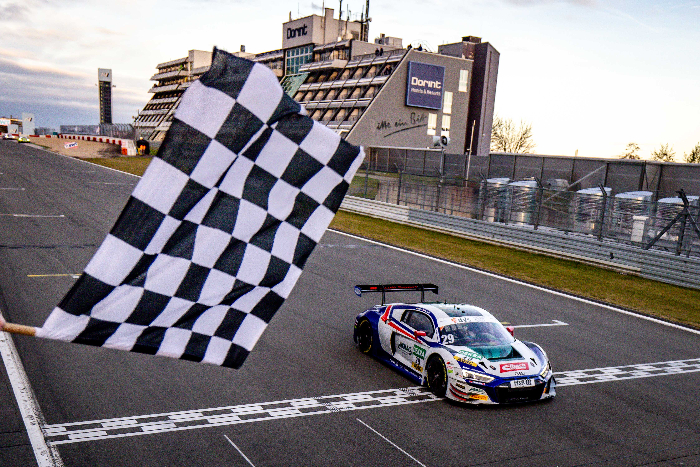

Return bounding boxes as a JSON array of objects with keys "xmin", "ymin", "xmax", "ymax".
[
  {"xmin": 98, "ymin": 68, "xmax": 114, "ymax": 125},
  {"xmin": 134, "ymin": 9, "xmax": 499, "ymax": 157},
  {"xmin": 0, "ymin": 114, "xmax": 35, "ymax": 135}
]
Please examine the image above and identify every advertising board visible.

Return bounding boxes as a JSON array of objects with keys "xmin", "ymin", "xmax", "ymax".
[{"xmin": 405, "ymin": 62, "xmax": 445, "ymax": 110}]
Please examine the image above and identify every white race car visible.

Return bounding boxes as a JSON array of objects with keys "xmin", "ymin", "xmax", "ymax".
[{"xmin": 353, "ymin": 284, "xmax": 556, "ymax": 404}]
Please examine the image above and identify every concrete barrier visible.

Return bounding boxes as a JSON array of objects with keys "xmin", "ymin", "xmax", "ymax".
[{"xmin": 40, "ymin": 134, "xmax": 137, "ymax": 156}]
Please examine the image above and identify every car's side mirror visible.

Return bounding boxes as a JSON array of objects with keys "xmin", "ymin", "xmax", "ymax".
[
  {"xmin": 506, "ymin": 326, "xmax": 515, "ymax": 337},
  {"xmin": 414, "ymin": 330, "xmax": 427, "ymax": 338}
]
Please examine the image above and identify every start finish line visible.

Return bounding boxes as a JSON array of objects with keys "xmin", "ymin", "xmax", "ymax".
[{"xmin": 42, "ymin": 357, "xmax": 700, "ymax": 445}]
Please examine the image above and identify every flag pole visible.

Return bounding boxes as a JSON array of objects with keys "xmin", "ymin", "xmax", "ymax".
[{"xmin": 0, "ymin": 317, "xmax": 37, "ymax": 337}]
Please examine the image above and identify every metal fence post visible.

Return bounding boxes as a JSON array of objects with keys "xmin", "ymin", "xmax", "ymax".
[
  {"xmin": 597, "ymin": 184, "xmax": 608, "ymax": 242},
  {"xmin": 533, "ymin": 178, "xmax": 543, "ymax": 230},
  {"xmin": 364, "ymin": 167, "xmax": 369, "ymax": 198},
  {"xmin": 397, "ymin": 170, "xmax": 402, "ymax": 205}
]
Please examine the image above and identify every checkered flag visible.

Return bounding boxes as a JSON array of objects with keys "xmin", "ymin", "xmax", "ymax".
[{"xmin": 35, "ymin": 48, "xmax": 364, "ymax": 369}]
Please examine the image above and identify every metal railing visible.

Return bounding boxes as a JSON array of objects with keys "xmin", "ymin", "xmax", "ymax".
[{"xmin": 347, "ymin": 171, "xmax": 700, "ymax": 258}]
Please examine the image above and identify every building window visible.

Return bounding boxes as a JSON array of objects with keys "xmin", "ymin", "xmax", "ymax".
[
  {"xmin": 427, "ymin": 113, "xmax": 437, "ymax": 136},
  {"xmin": 459, "ymin": 70, "xmax": 469, "ymax": 92},
  {"xmin": 285, "ymin": 45, "xmax": 313, "ymax": 75},
  {"xmin": 441, "ymin": 115, "xmax": 451, "ymax": 137},
  {"xmin": 443, "ymin": 92, "xmax": 453, "ymax": 115}
]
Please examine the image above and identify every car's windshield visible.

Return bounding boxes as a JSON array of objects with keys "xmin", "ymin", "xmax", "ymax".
[{"xmin": 439, "ymin": 321, "xmax": 514, "ymax": 348}]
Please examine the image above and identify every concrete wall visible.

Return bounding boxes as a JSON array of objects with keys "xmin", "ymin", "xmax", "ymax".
[{"xmin": 347, "ymin": 49, "xmax": 473, "ymax": 154}]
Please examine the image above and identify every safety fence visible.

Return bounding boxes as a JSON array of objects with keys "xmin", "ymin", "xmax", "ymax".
[
  {"xmin": 347, "ymin": 172, "xmax": 700, "ymax": 260},
  {"xmin": 339, "ymin": 196, "xmax": 700, "ymax": 291}
]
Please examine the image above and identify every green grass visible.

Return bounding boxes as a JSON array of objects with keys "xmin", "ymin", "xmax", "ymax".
[
  {"xmin": 330, "ymin": 210, "xmax": 700, "ymax": 329},
  {"xmin": 79, "ymin": 156, "xmax": 699, "ymax": 329},
  {"xmin": 87, "ymin": 156, "xmax": 153, "ymax": 175}
]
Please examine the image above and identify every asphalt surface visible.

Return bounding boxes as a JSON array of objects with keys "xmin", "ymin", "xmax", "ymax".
[{"xmin": 1, "ymin": 140, "xmax": 699, "ymax": 467}]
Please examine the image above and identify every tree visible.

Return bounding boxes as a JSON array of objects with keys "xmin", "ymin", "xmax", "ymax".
[
  {"xmin": 619, "ymin": 142, "xmax": 641, "ymax": 160},
  {"xmin": 684, "ymin": 143, "xmax": 700, "ymax": 163},
  {"xmin": 490, "ymin": 115, "xmax": 536, "ymax": 154},
  {"xmin": 651, "ymin": 143, "xmax": 676, "ymax": 162}
]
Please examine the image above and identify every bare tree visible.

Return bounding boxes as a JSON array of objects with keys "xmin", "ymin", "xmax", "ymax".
[
  {"xmin": 684, "ymin": 143, "xmax": 700, "ymax": 163},
  {"xmin": 619, "ymin": 142, "xmax": 641, "ymax": 160},
  {"xmin": 490, "ymin": 115, "xmax": 536, "ymax": 153},
  {"xmin": 651, "ymin": 143, "xmax": 676, "ymax": 162}
]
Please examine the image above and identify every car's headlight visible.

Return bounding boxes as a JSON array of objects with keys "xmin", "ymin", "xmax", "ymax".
[
  {"xmin": 462, "ymin": 369, "xmax": 494, "ymax": 384},
  {"xmin": 539, "ymin": 362, "xmax": 551, "ymax": 378}
]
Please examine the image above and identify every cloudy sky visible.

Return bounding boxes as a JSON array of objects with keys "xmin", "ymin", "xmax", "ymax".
[{"xmin": 1, "ymin": 0, "xmax": 699, "ymax": 159}]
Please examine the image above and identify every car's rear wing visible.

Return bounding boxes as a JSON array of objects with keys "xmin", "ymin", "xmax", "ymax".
[{"xmin": 353, "ymin": 283, "xmax": 439, "ymax": 304}]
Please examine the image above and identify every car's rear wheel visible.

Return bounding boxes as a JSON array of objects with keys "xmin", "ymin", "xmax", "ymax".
[
  {"xmin": 357, "ymin": 320, "xmax": 373, "ymax": 354},
  {"xmin": 426, "ymin": 356, "xmax": 447, "ymax": 397}
]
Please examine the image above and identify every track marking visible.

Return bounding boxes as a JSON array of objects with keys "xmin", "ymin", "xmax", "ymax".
[
  {"xmin": 223, "ymin": 435, "xmax": 256, "ymax": 467},
  {"xmin": 43, "ymin": 387, "xmax": 438, "ymax": 445},
  {"xmin": 39, "ymin": 358, "xmax": 700, "ymax": 446},
  {"xmin": 0, "ymin": 311, "xmax": 63, "ymax": 466},
  {"xmin": 330, "ymin": 230, "xmax": 700, "ymax": 337},
  {"xmin": 356, "ymin": 418, "xmax": 427, "ymax": 467},
  {"xmin": 0, "ymin": 187, "xmax": 25, "ymax": 191},
  {"xmin": 27, "ymin": 274, "xmax": 80, "ymax": 279},
  {"xmin": 0, "ymin": 214, "xmax": 65, "ymax": 218},
  {"xmin": 87, "ymin": 182, "xmax": 136, "ymax": 186},
  {"xmin": 514, "ymin": 320, "xmax": 568, "ymax": 329},
  {"xmin": 556, "ymin": 358, "xmax": 700, "ymax": 386}
]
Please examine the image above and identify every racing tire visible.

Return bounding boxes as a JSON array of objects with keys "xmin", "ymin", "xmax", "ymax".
[
  {"xmin": 426, "ymin": 356, "xmax": 448, "ymax": 397},
  {"xmin": 357, "ymin": 320, "xmax": 373, "ymax": 354}
]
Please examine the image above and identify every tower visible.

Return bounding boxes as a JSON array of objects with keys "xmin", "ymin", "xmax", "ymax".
[{"xmin": 98, "ymin": 68, "xmax": 113, "ymax": 125}]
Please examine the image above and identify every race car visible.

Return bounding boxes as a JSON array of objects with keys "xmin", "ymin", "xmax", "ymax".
[
  {"xmin": 353, "ymin": 284, "xmax": 556, "ymax": 404},
  {"xmin": 18, "ymin": 136, "xmax": 30, "ymax": 143}
]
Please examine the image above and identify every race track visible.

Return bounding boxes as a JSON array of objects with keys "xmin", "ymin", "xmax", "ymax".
[{"xmin": 1, "ymin": 140, "xmax": 699, "ymax": 467}]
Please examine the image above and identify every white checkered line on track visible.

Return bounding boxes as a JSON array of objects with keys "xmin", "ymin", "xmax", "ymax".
[
  {"xmin": 43, "ymin": 387, "xmax": 438, "ymax": 445},
  {"xmin": 555, "ymin": 358, "xmax": 700, "ymax": 386},
  {"xmin": 42, "ymin": 358, "xmax": 700, "ymax": 445}
]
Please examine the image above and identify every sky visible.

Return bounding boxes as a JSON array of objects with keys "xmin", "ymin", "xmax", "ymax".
[{"xmin": 1, "ymin": 0, "xmax": 699, "ymax": 160}]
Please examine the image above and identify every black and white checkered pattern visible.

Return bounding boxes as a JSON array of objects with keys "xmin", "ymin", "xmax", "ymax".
[{"xmin": 37, "ymin": 48, "xmax": 364, "ymax": 369}]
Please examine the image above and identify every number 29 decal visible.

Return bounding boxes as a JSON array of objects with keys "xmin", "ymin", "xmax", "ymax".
[{"xmin": 441, "ymin": 334, "xmax": 455, "ymax": 345}]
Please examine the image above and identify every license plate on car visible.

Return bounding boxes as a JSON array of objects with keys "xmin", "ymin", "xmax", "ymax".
[{"xmin": 510, "ymin": 378, "xmax": 535, "ymax": 388}]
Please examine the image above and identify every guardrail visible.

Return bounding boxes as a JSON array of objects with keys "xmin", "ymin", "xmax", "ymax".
[
  {"xmin": 340, "ymin": 196, "xmax": 700, "ymax": 290},
  {"xmin": 35, "ymin": 134, "xmax": 137, "ymax": 155}
]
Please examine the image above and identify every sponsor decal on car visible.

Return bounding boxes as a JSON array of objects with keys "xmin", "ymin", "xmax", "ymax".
[
  {"xmin": 500, "ymin": 362, "xmax": 529, "ymax": 372},
  {"xmin": 469, "ymin": 394, "xmax": 489, "ymax": 401},
  {"xmin": 454, "ymin": 355, "xmax": 478, "ymax": 367},
  {"xmin": 397, "ymin": 342, "xmax": 412, "ymax": 356},
  {"xmin": 413, "ymin": 345, "xmax": 426, "ymax": 359},
  {"xmin": 458, "ymin": 350, "xmax": 483, "ymax": 360},
  {"xmin": 411, "ymin": 362, "xmax": 423, "ymax": 372}
]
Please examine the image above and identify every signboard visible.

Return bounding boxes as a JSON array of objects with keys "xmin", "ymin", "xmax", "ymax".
[
  {"xmin": 64, "ymin": 142, "xmax": 78, "ymax": 149},
  {"xmin": 406, "ymin": 62, "xmax": 445, "ymax": 110},
  {"xmin": 282, "ymin": 18, "xmax": 314, "ymax": 48}
]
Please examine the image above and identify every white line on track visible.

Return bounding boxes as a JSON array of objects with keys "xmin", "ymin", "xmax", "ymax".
[
  {"xmin": 356, "ymin": 418, "xmax": 427, "ymax": 467},
  {"xmin": 555, "ymin": 358, "xmax": 700, "ymax": 386},
  {"xmin": 329, "ymin": 229, "xmax": 700, "ymax": 337},
  {"xmin": 0, "ymin": 214, "xmax": 65, "ymax": 218},
  {"xmin": 0, "ymin": 187, "xmax": 25, "ymax": 190},
  {"xmin": 43, "ymin": 387, "xmax": 438, "ymax": 445},
  {"xmin": 0, "ymin": 311, "xmax": 63, "ymax": 466},
  {"xmin": 223, "ymin": 435, "xmax": 256, "ymax": 466},
  {"xmin": 514, "ymin": 320, "xmax": 568, "ymax": 329},
  {"xmin": 39, "ymin": 358, "xmax": 700, "ymax": 446}
]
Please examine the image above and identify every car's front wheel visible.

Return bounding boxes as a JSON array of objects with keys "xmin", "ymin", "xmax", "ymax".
[
  {"xmin": 356, "ymin": 320, "xmax": 373, "ymax": 354},
  {"xmin": 426, "ymin": 356, "xmax": 447, "ymax": 397}
]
